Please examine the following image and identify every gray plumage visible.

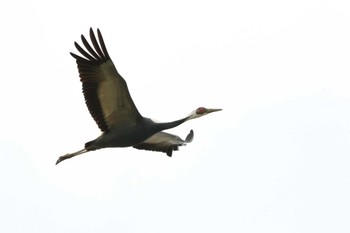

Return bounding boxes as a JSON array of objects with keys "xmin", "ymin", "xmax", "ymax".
[
  {"xmin": 134, "ymin": 130, "xmax": 194, "ymax": 157},
  {"xmin": 56, "ymin": 28, "xmax": 221, "ymax": 165}
]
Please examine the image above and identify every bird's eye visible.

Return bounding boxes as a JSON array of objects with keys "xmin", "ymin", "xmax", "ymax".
[{"xmin": 196, "ymin": 107, "xmax": 206, "ymax": 114}]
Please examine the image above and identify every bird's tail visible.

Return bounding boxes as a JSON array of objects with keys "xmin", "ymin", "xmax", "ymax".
[{"xmin": 85, "ymin": 140, "xmax": 96, "ymax": 150}]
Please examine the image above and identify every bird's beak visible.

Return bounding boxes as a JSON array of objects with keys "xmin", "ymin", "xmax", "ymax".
[{"xmin": 206, "ymin": 108, "xmax": 222, "ymax": 113}]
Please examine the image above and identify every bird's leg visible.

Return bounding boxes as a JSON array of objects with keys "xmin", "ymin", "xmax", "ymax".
[{"xmin": 56, "ymin": 148, "xmax": 87, "ymax": 165}]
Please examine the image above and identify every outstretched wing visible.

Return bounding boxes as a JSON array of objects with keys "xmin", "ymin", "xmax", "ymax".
[
  {"xmin": 133, "ymin": 130, "xmax": 194, "ymax": 157},
  {"xmin": 70, "ymin": 28, "xmax": 143, "ymax": 132}
]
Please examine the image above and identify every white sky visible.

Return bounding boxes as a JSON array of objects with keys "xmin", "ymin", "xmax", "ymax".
[{"xmin": 1, "ymin": 0, "xmax": 350, "ymax": 232}]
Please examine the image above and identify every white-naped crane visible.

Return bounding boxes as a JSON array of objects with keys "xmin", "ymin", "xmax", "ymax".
[{"xmin": 56, "ymin": 28, "xmax": 222, "ymax": 165}]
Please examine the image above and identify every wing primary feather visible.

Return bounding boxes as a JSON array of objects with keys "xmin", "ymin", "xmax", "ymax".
[
  {"xmin": 97, "ymin": 28, "xmax": 110, "ymax": 59},
  {"xmin": 89, "ymin": 28, "xmax": 105, "ymax": 59},
  {"xmin": 133, "ymin": 130, "xmax": 193, "ymax": 156},
  {"xmin": 166, "ymin": 149, "xmax": 173, "ymax": 157},
  {"xmin": 81, "ymin": 34, "xmax": 100, "ymax": 60},
  {"xmin": 70, "ymin": 52, "xmax": 89, "ymax": 62},
  {"xmin": 185, "ymin": 130, "xmax": 194, "ymax": 143},
  {"xmin": 70, "ymin": 28, "xmax": 142, "ymax": 132},
  {"xmin": 74, "ymin": 41, "xmax": 96, "ymax": 61}
]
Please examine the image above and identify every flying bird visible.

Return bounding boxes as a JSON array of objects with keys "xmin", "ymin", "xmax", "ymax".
[{"xmin": 56, "ymin": 28, "xmax": 221, "ymax": 165}]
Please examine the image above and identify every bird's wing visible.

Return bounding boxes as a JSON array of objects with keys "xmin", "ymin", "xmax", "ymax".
[
  {"xmin": 70, "ymin": 28, "xmax": 143, "ymax": 132},
  {"xmin": 133, "ymin": 130, "xmax": 194, "ymax": 157}
]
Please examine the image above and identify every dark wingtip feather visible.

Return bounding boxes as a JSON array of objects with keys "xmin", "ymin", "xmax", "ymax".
[
  {"xmin": 97, "ymin": 28, "xmax": 110, "ymax": 59},
  {"xmin": 81, "ymin": 33, "xmax": 100, "ymax": 60},
  {"xmin": 69, "ymin": 52, "xmax": 82, "ymax": 60},
  {"xmin": 74, "ymin": 40, "xmax": 96, "ymax": 61},
  {"xmin": 166, "ymin": 149, "xmax": 173, "ymax": 157},
  {"xmin": 89, "ymin": 28, "xmax": 105, "ymax": 60},
  {"xmin": 185, "ymin": 130, "xmax": 194, "ymax": 143},
  {"xmin": 70, "ymin": 52, "xmax": 78, "ymax": 59}
]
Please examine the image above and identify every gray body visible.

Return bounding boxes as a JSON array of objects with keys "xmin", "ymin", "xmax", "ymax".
[
  {"xmin": 56, "ymin": 28, "xmax": 221, "ymax": 165},
  {"xmin": 86, "ymin": 118, "xmax": 186, "ymax": 150}
]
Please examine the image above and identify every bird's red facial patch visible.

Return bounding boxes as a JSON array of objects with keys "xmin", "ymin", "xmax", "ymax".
[{"xmin": 196, "ymin": 107, "xmax": 206, "ymax": 115}]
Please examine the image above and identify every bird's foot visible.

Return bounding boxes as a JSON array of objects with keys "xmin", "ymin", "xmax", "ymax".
[{"xmin": 55, "ymin": 153, "xmax": 72, "ymax": 165}]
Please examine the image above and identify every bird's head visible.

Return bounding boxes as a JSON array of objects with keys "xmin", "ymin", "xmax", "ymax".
[{"xmin": 187, "ymin": 107, "xmax": 222, "ymax": 120}]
